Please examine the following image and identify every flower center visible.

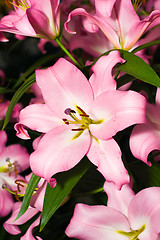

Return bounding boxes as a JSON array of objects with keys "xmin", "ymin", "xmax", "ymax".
[
  {"xmin": 0, "ymin": 158, "xmax": 19, "ymax": 177},
  {"xmin": 5, "ymin": 0, "xmax": 29, "ymax": 11},
  {"xmin": 117, "ymin": 224, "xmax": 145, "ymax": 240},
  {"xmin": 62, "ymin": 106, "xmax": 103, "ymax": 140},
  {"xmin": 2, "ymin": 179, "xmax": 38, "ymax": 201},
  {"xmin": 132, "ymin": 0, "xmax": 146, "ymax": 12}
]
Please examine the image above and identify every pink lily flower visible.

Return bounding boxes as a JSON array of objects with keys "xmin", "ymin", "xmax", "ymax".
[
  {"xmin": 130, "ymin": 88, "xmax": 160, "ymax": 165},
  {"xmin": 3, "ymin": 175, "xmax": 46, "ymax": 239},
  {"xmin": 66, "ymin": 182, "xmax": 160, "ymax": 240},
  {"xmin": 0, "ymin": 0, "xmax": 60, "ymax": 40},
  {"xmin": 15, "ymin": 52, "xmax": 146, "ymax": 189},
  {"xmin": 65, "ymin": 0, "xmax": 160, "ymax": 50},
  {"xmin": 0, "ymin": 130, "xmax": 29, "ymax": 216}
]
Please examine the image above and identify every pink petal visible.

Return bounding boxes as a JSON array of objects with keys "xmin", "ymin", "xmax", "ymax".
[
  {"xmin": 128, "ymin": 187, "xmax": 160, "ymax": 239},
  {"xmin": 13, "ymin": 13, "xmax": 37, "ymax": 36},
  {"xmin": 130, "ymin": 123, "xmax": 160, "ymax": 165},
  {"xmin": 65, "ymin": 8, "xmax": 120, "ymax": 48},
  {"xmin": 3, "ymin": 202, "xmax": 39, "ymax": 235},
  {"xmin": 30, "ymin": 125, "xmax": 91, "ymax": 182},
  {"xmin": 0, "ymin": 190, "xmax": 14, "ymax": 217},
  {"xmin": 87, "ymin": 138, "xmax": 130, "ymax": 189},
  {"xmin": 0, "ymin": 130, "xmax": 7, "ymax": 154},
  {"xmin": 89, "ymin": 90, "xmax": 146, "ymax": 140},
  {"xmin": 104, "ymin": 182, "xmax": 134, "ymax": 216},
  {"xmin": 1, "ymin": 144, "xmax": 30, "ymax": 172},
  {"xmin": 20, "ymin": 215, "xmax": 42, "ymax": 240},
  {"xmin": 89, "ymin": 51, "xmax": 124, "ymax": 97},
  {"xmin": 156, "ymin": 88, "xmax": 160, "ymax": 106},
  {"xmin": 36, "ymin": 58, "xmax": 94, "ymax": 118},
  {"xmin": 65, "ymin": 203, "xmax": 130, "ymax": 240},
  {"xmin": 95, "ymin": 0, "xmax": 116, "ymax": 17},
  {"xmin": 26, "ymin": 8, "xmax": 56, "ymax": 39},
  {"xmin": 15, "ymin": 103, "xmax": 60, "ymax": 138},
  {"xmin": 125, "ymin": 10, "xmax": 160, "ymax": 49}
]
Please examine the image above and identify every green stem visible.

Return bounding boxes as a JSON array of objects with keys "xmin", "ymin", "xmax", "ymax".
[
  {"xmin": 73, "ymin": 187, "xmax": 104, "ymax": 197},
  {"xmin": 55, "ymin": 38, "xmax": 82, "ymax": 69}
]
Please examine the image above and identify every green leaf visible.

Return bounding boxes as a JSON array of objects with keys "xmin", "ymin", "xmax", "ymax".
[
  {"xmin": 118, "ymin": 50, "xmax": 160, "ymax": 88},
  {"xmin": 15, "ymin": 173, "xmax": 41, "ymax": 221},
  {"xmin": 40, "ymin": 157, "xmax": 91, "ymax": 231},
  {"xmin": 2, "ymin": 73, "xmax": 36, "ymax": 130},
  {"xmin": 131, "ymin": 40, "xmax": 160, "ymax": 54}
]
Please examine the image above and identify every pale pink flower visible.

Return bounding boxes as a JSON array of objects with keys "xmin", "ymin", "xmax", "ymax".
[
  {"xmin": 130, "ymin": 88, "xmax": 160, "ymax": 165},
  {"xmin": 0, "ymin": 130, "xmax": 29, "ymax": 217},
  {"xmin": 0, "ymin": 0, "xmax": 60, "ymax": 40},
  {"xmin": 66, "ymin": 182, "xmax": 160, "ymax": 240},
  {"xmin": 15, "ymin": 53, "xmax": 146, "ymax": 189},
  {"xmin": 65, "ymin": 0, "xmax": 160, "ymax": 50},
  {"xmin": 0, "ymin": 95, "xmax": 22, "ymax": 121},
  {"xmin": 3, "ymin": 176, "xmax": 46, "ymax": 239}
]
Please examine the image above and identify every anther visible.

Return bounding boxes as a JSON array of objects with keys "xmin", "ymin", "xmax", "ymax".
[
  {"xmin": 76, "ymin": 106, "xmax": 89, "ymax": 117},
  {"xmin": 62, "ymin": 118, "xmax": 69, "ymax": 125},
  {"xmin": 80, "ymin": 113, "xmax": 89, "ymax": 117},
  {"xmin": 71, "ymin": 128, "xmax": 84, "ymax": 131}
]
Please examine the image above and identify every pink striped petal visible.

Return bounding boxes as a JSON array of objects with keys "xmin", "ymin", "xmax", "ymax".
[
  {"xmin": 87, "ymin": 138, "xmax": 129, "ymax": 189},
  {"xmin": 30, "ymin": 125, "xmax": 91, "ymax": 182}
]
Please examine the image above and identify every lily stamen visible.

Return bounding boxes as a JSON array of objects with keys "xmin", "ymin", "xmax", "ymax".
[{"xmin": 71, "ymin": 128, "xmax": 84, "ymax": 131}]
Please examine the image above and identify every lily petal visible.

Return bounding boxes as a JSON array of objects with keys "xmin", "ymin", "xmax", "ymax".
[
  {"xmin": 30, "ymin": 125, "xmax": 91, "ymax": 182},
  {"xmin": 89, "ymin": 90, "xmax": 146, "ymax": 140},
  {"xmin": 89, "ymin": 51, "xmax": 124, "ymax": 97},
  {"xmin": 130, "ymin": 123, "xmax": 160, "ymax": 165},
  {"xmin": 104, "ymin": 182, "xmax": 134, "ymax": 216},
  {"xmin": 36, "ymin": 58, "xmax": 94, "ymax": 118},
  {"xmin": 65, "ymin": 203, "xmax": 130, "ymax": 240},
  {"xmin": 15, "ymin": 103, "xmax": 61, "ymax": 139},
  {"xmin": 0, "ymin": 131, "xmax": 7, "ymax": 154},
  {"xmin": 87, "ymin": 138, "xmax": 129, "ymax": 189}
]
